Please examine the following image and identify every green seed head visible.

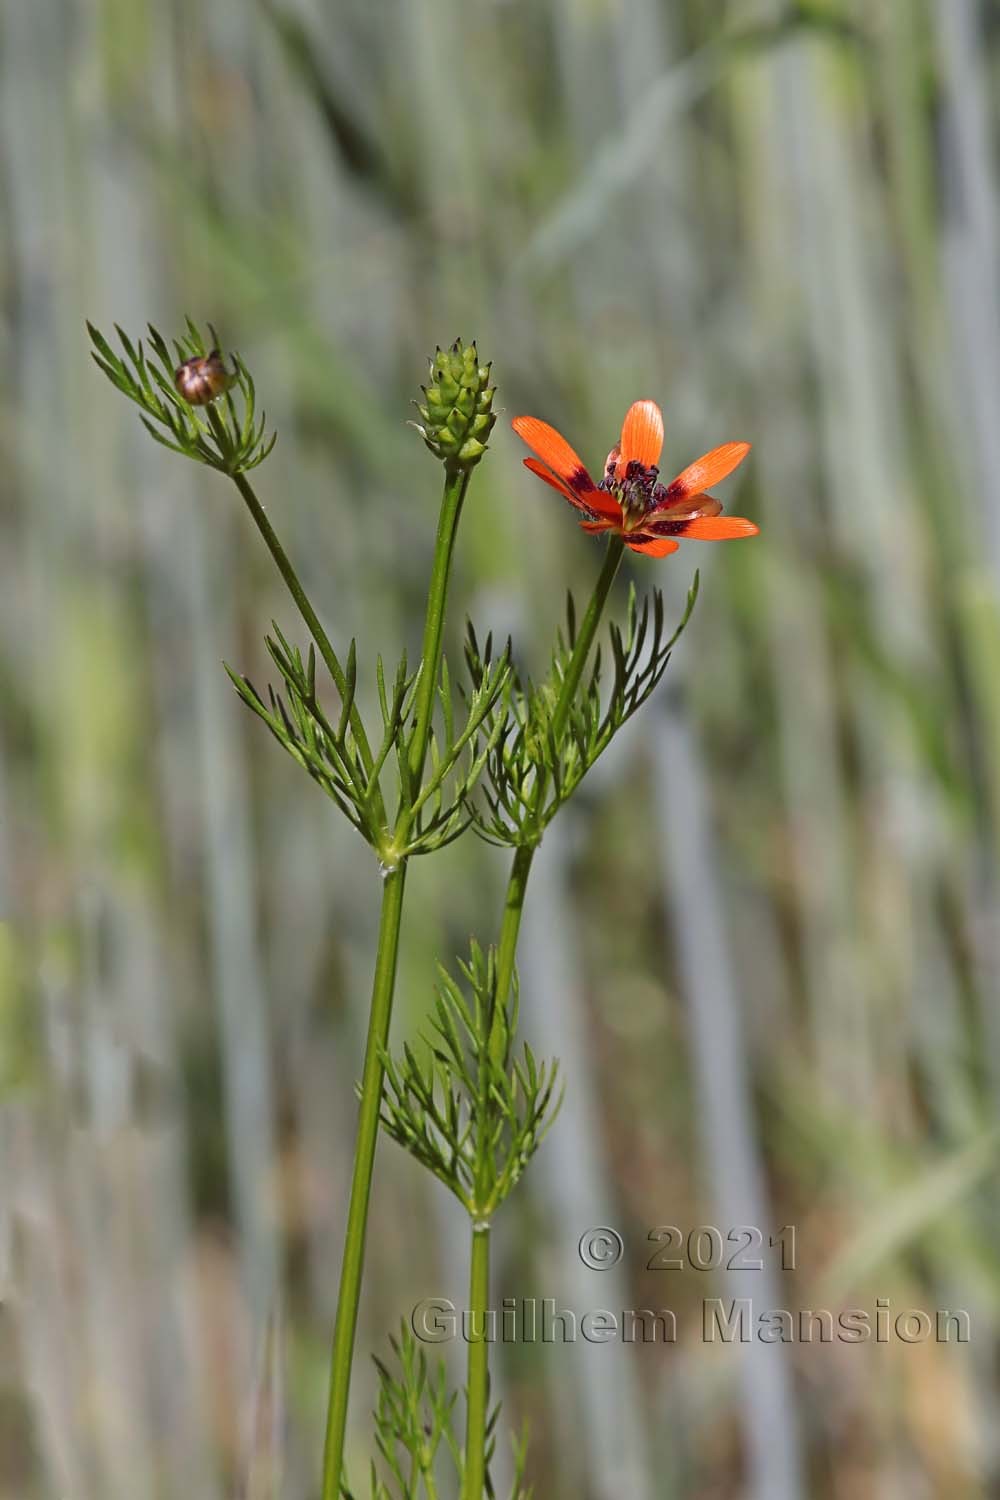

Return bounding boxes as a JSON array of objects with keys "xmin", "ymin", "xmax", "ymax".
[{"xmin": 412, "ymin": 339, "xmax": 497, "ymax": 471}]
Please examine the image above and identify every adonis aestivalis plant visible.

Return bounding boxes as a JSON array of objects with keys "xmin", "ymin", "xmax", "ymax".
[{"xmin": 90, "ymin": 318, "xmax": 754, "ymax": 1500}]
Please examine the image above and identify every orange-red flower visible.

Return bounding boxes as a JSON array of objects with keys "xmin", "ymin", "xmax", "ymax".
[{"xmin": 512, "ymin": 400, "xmax": 757, "ymax": 558}]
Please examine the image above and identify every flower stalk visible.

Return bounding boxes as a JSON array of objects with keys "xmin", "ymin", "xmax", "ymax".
[
  {"xmin": 320, "ymin": 505, "xmax": 479, "ymax": 1497},
  {"xmin": 460, "ymin": 535, "xmax": 625, "ymax": 1499},
  {"xmin": 321, "ymin": 862, "xmax": 407, "ymax": 1500},
  {"xmin": 407, "ymin": 466, "xmax": 472, "ymax": 790},
  {"xmin": 461, "ymin": 1225, "xmax": 492, "ymax": 1500},
  {"xmin": 495, "ymin": 533, "xmax": 626, "ymax": 1021},
  {"xmin": 232, "ymin": 472, "xmax": 387, "ymax": 828}
]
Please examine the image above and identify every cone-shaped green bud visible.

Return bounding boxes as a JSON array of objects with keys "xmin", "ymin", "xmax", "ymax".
[{"xmin": 412, "ymin": 339, "xmax": 497, "ymax": 471}]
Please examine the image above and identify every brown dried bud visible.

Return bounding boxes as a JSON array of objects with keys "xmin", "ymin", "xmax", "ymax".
[{"xmin": 173, "ymin": 349, "xmax": 231, "ymax": 406}]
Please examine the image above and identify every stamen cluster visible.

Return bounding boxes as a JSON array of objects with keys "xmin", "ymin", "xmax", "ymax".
[{"xmin": 601, "ymin": 455, "xmax": 665, "ymax": 521}]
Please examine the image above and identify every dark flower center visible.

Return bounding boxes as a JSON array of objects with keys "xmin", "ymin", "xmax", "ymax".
[{"xmin": 600, "ymin": 458, "xmax": 668, "ymax": 520}]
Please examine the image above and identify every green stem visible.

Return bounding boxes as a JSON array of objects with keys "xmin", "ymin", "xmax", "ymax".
[
  {"xmin": 494, "ymin": 843, "xmax": 535, "ymax": 1013},
  {"xmin": 416, "ymin": 1443, "xmax": 441, "ymax": 1500},
  {"xmin": 320, "ymin": 466, "xmax": 473, "ymax": 1499},
  {"xmin": 408, "ymin": 466, "xmax": 471, "ymax": 785},
  {"xmin": 461, "ymin": 1226, "xmax": 492, "ymax": 1500},
  {"xmin": 551, "ymin": 534, "xmax": 625, "ymax": 742},
  {"xmin": 422, "ymin": 1465, "xmax": 441, "ymax": 1500},
  {"xmin": 461, "ymin": 853, "xmax": 532, "ymax": 1500},
  {"xmin": 508, "ymin": 535, "xmax": 624, "ymax": 899},
  {"xmin": 524, "ymin": 534, "xmax": 626, "ymax": 847},
  {"xmin": 321, "ymin": 863, "xmax": 407, "ymax": 1500},
  {"xmin": 461, "ymin": 537, "xmax": 625, "ymax": 1497},
  {"xmin": 487, "ymin": 535, "xmax": 625, "ymax": 1052},
  {"xmin": 232, "ymin": 471, "xmax": 387, "ymax": 828}
]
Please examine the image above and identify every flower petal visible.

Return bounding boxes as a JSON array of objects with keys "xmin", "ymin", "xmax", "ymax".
[
  {"xmin": 665, "ymin": 441, "xmax": 751, "ymax": 502},
  {"xmin": 513, "ymin": 416, "xmax": 593, "ymax": 496},
  {"xmin": 648, "ymin": 492, "xmax": 723, "ymax": 525},
  {"xmin": 514, "ymin": 417, "xmax": 624, "ymax": 521},
  {"xmin": 523, "ymin": 457, "xmax": 584, "ymax": 506},
  {"xmin": 672, "ymin": 516, "xmax": 759, "ymax": 540},
  {"xmin": 579, "ymin": 518, "xmax": 618, "ymax": 533},
  {"xmin": 626, "ymin": 536, "xmax": 679, "ymax": 557},
  {"xmin": 585, "ymin": 492, "xmax": 625, "ymax": 522},
  {"xmin": 617, "ymin": 400, "xmax": 664, "ymax": 474},
  {"xmin": 522, "ymin": 459, "xmax": 624, "ymax": 522}
]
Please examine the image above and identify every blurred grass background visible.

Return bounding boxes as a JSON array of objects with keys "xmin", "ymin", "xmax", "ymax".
[{"xmin": 3, "ymin": 0, "xmax": 1000, "ymax": 1496}]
